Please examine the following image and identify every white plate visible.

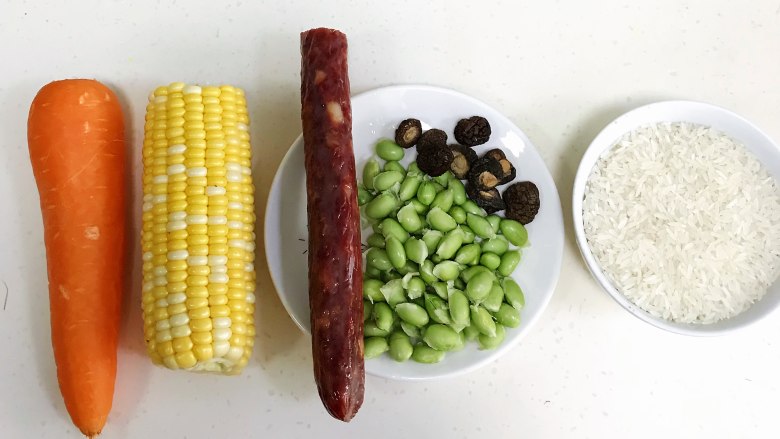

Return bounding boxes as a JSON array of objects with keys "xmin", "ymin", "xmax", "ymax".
[
  {"xmin": 265, "ymin": 85, "xmax": 564, "ymax": 380},
  {"xmin": 572, "ymin": 100, "xmax": 780, "ymax": 336}
]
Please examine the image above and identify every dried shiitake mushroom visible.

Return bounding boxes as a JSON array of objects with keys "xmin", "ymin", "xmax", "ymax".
[
  {"xmin": 416, "ymin": 128, "xmax": 448, "ymax": 154},
  {"xmin": 466, "ymin": 183, "xmax": 505, "ymax": 214},
  {"xmin": 449, "ymin": 144, "xmax": 478, "ymax": 179},
  {"xmin": 503, "ymin": 181, "xmax": 540, "ymax": 224},
  {"xmin": 468, "ymin": 157, "xmax": 503, "ymax": 191},
  {"xmin": 417, "ymin": 144, "xmax": 454, "ymax": 177},
  {"xmin": 395, "ymin": 118, "xmax": 422, "ymax": 148},
  {"xmin": 484, "ymin": 148, "xmax": 516, "ymax": 185},
  {"xmin": 454, "ymin": 116, "xmax": 491, "ymax": 146}
]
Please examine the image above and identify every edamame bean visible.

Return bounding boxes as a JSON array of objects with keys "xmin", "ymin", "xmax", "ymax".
[
  {"xmin": 358, "ymin": 185, "xmax": 374, "ymax": 206},
  {"xmin": 405, "ymin": 276, "xmax": 426, "ymax": 299},
  {"xmin": 481, "ymin": 236, "xmax": 509, "ymax": 255},
  {"xmin": 400, "ymin": 321, "xmax": 420, "ymax": 338},
  {"xmin": 479, "ymin": 252, "xmax": 501, "ymax": 270},
  {"xmin": 427, "ymin": 207, "xmax": 458, "ymax": 232},
  {"xmin": 408, "ymin": 161, "xmax": 421, "ymax": 174},
  {"xmin": 412, "ymin": 345, "xmax": 445, "ymax": 364},
  {"xmin": 436, "ymin": 228, "xmax": 464, "ymax": 260},
  {"xmin": 471, "ymin": 305, "xmax": 497, "ymax": 337},
  {"xmin": 466, "ymin": 271, "xmax": 495, "ymax": 303},
  {"xmin": 455, "ymin": 243, "xmax": 481, "ymax": 265},
  {"xmin": 416, "ymin": 181, "xmax": 436, "ymax": 205},
  {"xmin": 477, "ymin": 322, "xmax": 506, "ymax": 350},
  {"xmin": 395, "ymin": 302, "xmax": 430, "ymax": 327},
  {"xmin": 409, "ymin": 199, "xmax": 428, "ymax": 214},
  {"xmin": 502, "ymin": 278, "xmax": 525, "ymax": 310},
  {"xmin": 363, "ymin": 300, "xmax": 373, "ymax": 321},
  {"xmin": 486, "ymin": 215, "xmax": 501, "ymax": 234},
  {"xmin": 397, "ymin": 203, "xmax": 422, "ymax": 233},
  {"xmin": 379, "ymin": 218, "xmax": 409, "ymax": 243},
  {"xmin": 449, "ymin": 206, "xmax": 467, "ymax": 224},
  {"xmin": 430, "ymin": 181, "xmax": 445, "ymax": 193},
  {"xmin": 383, "ymin": 160, "xmax": 406, "ymax": 174},
  {"xmin": 452, "ymin": 331, "xmax": 466, "ymax": 351},
  {"xmin": 373, "ymin": 170, "xmax": 404, "ymax": 191},
  {"xmin": 380, "ymin": 279, "xmax": 406, "ymax": 306},
  {"xmin": 448, "ymin": 290, "xmax": 470, "ymax": 328},
  {"xmin": 365, "ymin": 192, "xmax": 399, "ymax": 219},
  {"xmin": 376, "ymin": 139, "xmax": 404, "ymax": 161},
  {"xmin": 422, "ymin": 324, "xmax": 461, "ymax": 351},
  {"xmin": 461, "ymin": 265, "xmax": 491, "ymax": 283},
  {"xmin": 466, "ymin": 213, "xmax": 497, "ymax": 240},
  {"xmin": 460, "ymin": 225, "xmax": 475, "ymax": 244},
  {"xmin": 366, "ymin": 233, "xmax": 386, "ymax": 249},
  {"xmin": 364, "ymin": 336, "xmax": 389, "ymax": 359},
  {"xmin": 396, "ymin": 260, "xmax": 418, "ymax": 275},
  {"xmin": 404, "ymin": 237, "xmax": 428, "ymax": 265},
  {"xmin": 430, "ymin": 254, "xmax": 443, "ymax": 264},
  {"xmin": 424, "ymin": 294, "xmax": 452, "ymax": 324},
  {"xmin": 462, "ymin": 325, "xmax": 479, "ymax": 341},
  {"xmin": 461, "ymin": 199, "xmax": 485, "ymax": 215},
  {"xmin": 495, "ymin": 303, "xmax": 520, "ymax": 328},
  {"xmin": 364, "ymin": 321, "xmax": 390, "ymax": 337},
  {"xmin": 499, "ymin": 218, "xmax": 528, "ymax": 246},
  {"xmin": 433, "ymin": 261, "xmax": 460, "ymax": 281},
  {"xmin": 431, "ymin": 281, "xmax": 449, "ymax": 299},
  {"xmin": 381, "ymin": 270, "xmax": 402, "ymax": 283},
  {"xmin": 386, "ymin": 236, "xmax": 407, "ymax": 270},
  {"xmin": 430, "ymin": 188, "xmax": 454, "ymax": 212},
  {"xmin": 498, "ymin": 250, "xmax": 522, "ymax": 277},
  {"xmin": 419, "ymin": 260, "xmax": 437, "ymax": 284},
  {"xmin": 449, "ymin": 179, "xmax": 467, "ymax": 205},
  {"xmin": 433, "ymin": 172, "xmax": 451, "ymax": 188},
  {"xmin": 399, "ymin": 174, "xmax": 422, "ymax": 201},
  {"xmin": 388, "ymin": 332, "xmax": 414, "ymax": 362},
  {"xmin": 453, "ymin": 277, "xmax": 465, "ymax": 290},
  {"xmin": 422, "ymin": 229, "xmax": 443, "ymax": 253},
  {"xmin": 362, "ymin": 158, "xmax": 380, "ymax": 190},
  {"xmin": 373, "ymin": 302, "xmax": 394, "ymax": 332},
  {"xmin": 366, "ymin": 247, "xmax": 392, "ymax": 271},
  {"xmin": 365, "ymin": 265, "xmax": 382, "ymax": 280},
  {"xmin": 482, "ymin": 282, "xmax": 504, "ymax": 313}
]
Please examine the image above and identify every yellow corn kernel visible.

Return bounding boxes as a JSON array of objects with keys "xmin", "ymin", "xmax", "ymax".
[
  {"xmin": 175, "ymin": 351, "xmax": 198, "ymax": 369},
  {"xmin": 192, "ymin": 331, "xmax": 213, "ymax": 345},
  {"xmin": 172, "ymin": 336, "xmax": 194, "ymax": 353},
  {"xmin": 190, "ymin": 318, "xmax": 213, "ymax": 333}
]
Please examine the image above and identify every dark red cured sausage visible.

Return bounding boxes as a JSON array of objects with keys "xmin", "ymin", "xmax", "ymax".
[{"xmin": 300, "ymin": 28, "xmax": 365, "ymax": 422}]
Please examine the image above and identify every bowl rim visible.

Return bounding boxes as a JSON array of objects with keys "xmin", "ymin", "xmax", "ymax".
[
  {"xmin": 572, "ymin": 99, "xmax": 780, "ymax": 336},
  {"xmin": 264, "ymin": 83, "xmax": 564, "ymax": 379}
]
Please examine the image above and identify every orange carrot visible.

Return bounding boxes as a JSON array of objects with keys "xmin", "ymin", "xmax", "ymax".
[{"xmin": 27, "ymin": 79, "xmax": 126, "ymax": 437}]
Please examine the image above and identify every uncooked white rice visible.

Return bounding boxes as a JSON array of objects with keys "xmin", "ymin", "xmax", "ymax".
[{"xmin": 583, "ymin": 122, "xmax": 780, "ymax": 324}]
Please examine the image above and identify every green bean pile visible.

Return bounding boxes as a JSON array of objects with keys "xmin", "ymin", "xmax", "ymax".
[{"xmin": 358, "ymin": 139, "xmax": 528, "ymax": 364}]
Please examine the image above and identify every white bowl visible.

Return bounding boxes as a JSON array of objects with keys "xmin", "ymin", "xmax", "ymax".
[
  {"xmin": 572, "ymin": 100, "xmax": 780, "ymax": 336},
  {"xmin": 265, "ymin": 84, "xmax": 564, "ymax": 380}
]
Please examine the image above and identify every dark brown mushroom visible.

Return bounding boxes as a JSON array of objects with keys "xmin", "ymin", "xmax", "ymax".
[
  {"xmin": 395, "ymin": 118, "xmax": 422, "ymax": 148},
  {"xmin": 484, "ymin": 148, "xmax": 516, "ymax": 184},
  {"xmin": 454, "ymin": 116, "xmax": 491, "ymax": 146},
  {"xmin": 417, "ymin": 144, "xmax": 454, "ymax": 177},
  {"xmin": 466, "ymin": 183, "xmax": 505, "ymax": 214},
  {"xmin": 468, "ymin": 157, "xmax": 503, "ymax": 191},
  {"xmin": 416, "ymin": 128, "xmax": 448, "ymax": 154},
  {"xmin": 449, "ymin": 144, "xmax": 478, "ymax": 179},
  {"xmin": 503, "ymin": 181, "xmax": 540, "ymax": 224}
]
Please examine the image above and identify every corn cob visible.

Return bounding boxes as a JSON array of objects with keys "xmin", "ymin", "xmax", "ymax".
[{"xmin": 141, "ymin": 82, "xmax": 256, "ymax": 374}]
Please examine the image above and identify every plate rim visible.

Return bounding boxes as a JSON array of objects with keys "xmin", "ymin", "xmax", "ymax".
[{"xmin": 265, "ymin": 84, "xmax": 564, "ymax": 379}]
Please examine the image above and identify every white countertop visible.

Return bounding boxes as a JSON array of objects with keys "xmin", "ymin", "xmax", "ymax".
[{"xmin": 1, "ymin": 1, "xmax": 779, "ymax": 438}]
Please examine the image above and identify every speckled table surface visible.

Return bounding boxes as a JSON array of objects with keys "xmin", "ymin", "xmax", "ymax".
[{"xmin": 1, "ymin": 1, "xmax": 779, "ymax": 438}]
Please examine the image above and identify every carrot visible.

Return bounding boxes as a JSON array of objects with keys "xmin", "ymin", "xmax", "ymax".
[{"xmin": 27, "ymin": 79, "xmax": 126, "ymax": 437}]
